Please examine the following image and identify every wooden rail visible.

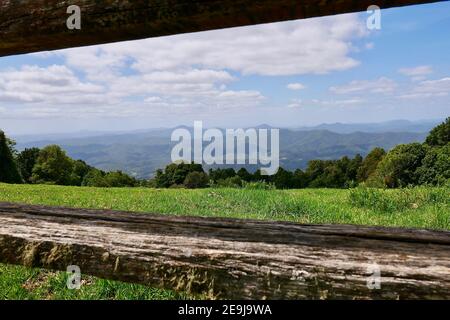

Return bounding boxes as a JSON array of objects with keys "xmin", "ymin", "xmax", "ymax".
[
  {"xmin": 0, "ymin": 0, "xmax": 445, "ymax": 57},
  {"xmin": 0, "ymin": 202, "xmax": 449, "ymax": 299}
]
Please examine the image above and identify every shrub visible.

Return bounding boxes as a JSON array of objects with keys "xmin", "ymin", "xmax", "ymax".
[
  {"xmin": 155, "ymin": 162, "xmax": 205, "ymax": 188},
  {"xmin": 184, "ymin": 171, "xmax": 209, "ymax": 189},
  {"xmin": 214, "ymin": 176, "xmax": 243, "ymax": 188}
]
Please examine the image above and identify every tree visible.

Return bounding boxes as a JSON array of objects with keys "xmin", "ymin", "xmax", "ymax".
[
  {"xmin": 104, "ymin": 171, "xmax": 138, "ymax": 187},
  {"xmin": 319, "ymin": 163, "xmax": 346, "ymax": 188},
  {"xmin": 0, "ymin": 131, "xmax": 23, "ymax": 184},
  {"xmin": 81, "ymin": 168, "xmax": 137, "ymax": 187},
  {"xmin": 251, "ymin": 169, "xmax": 269, "ymax": 183},
  {"xmin": 271, "ymin": 167, "xmax": 294, "ymax": 189},
  {"xmin": 357, "ymin": 148, "xmax": 386, "ymax": 182},
  {"xmin": 154, "ymin": 168, "xmax": 171, "ymax": 188},
  {"xmin": 184, "ymin": 171, "xmax": 209, "ymax": 189},
  {"xmin": 425, "ymin": 117, "xmax": 450, "ymax": 147},
  {"xmin": 16, "ymin": 148, "xmax": 41, "ymax": 183},
  {"xmin": 209, "ymin": 168, "xmax": 237, "ymax": 182},
  {"xmin": 70, "ymin": 160, "xmax": 92, "ymax": 186},
  {"xmin": 82, "ymin": 169, "xmax": 108, "ymax": 187},
  {"xmin": 31, "ymin": 145, "xmax": 74, "ymax": 185},
  {"xmin": 416, "ymin": 144, "xmax": 450, "ymax": 186},
  {"xmin": 5, "ymin": 136, "xmax": 18, "ymax": 157},
  {"xmin": 305, "ymin": 160, "xmax": 329, "ymax": 187},
  {"xmin": 154, "ymin": 162, "xmax": 205, "ymax": 188},
  {"xmin": 305, "ymin": 159, "xmax": 349, "ymax": 188},
  {"xmin": 237, "ymin": 168, "xmax": 252, "ymax": 182},
  {"xmin": 292, "ymin": 169, "xmax": 308, "ymax": 189},
  {"xmin": 346, "ymin": 154, "xmax": 363, "ymax": 182},
  {"xmin": 371, "ymin": 143, "xmax": 427, "ymax": 188}
]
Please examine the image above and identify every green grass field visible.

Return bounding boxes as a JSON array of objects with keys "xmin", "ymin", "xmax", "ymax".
[{"xmin": 0, "ymin": 183, "xmax": 448, "ymax": 299}]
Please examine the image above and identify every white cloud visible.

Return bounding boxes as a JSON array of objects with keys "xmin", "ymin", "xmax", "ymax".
[
  {"xmin": 287, "ymin": 97, "xmax": 364, "ymax": 109},
  {"xmin": 287, "ymin": 99, "xmax": 303, "ymax": 108},
  {"xmin": 144, "ymin": 96, "xmax": 163, "ymax": 103},
  {"xmin": 0, "ymin": 63, "xmax": 262, "ymax": 117},
  {"xmin": 330, "ymin": 77, "xmax": 397, "ymax": 94},
  {"xmin": 51, "ymin": 13, "xmax": 366, "ymax": 77},
  {"xmin": 398, "ymin": 65, "xmax": 433, "ymax": 77},
  {"xmin": 399, "ymin": 77, "xmax": 450, "ymax": 99},
  {"xmin": 0, "ymin": 65, "xmax": 105, "ymax": 104},
  {"xmin": 140, "ymin": 69, "xmax": 235, "ymax": 84},
  {"xmin": 4, "ymin": 13, "xmax": 369, "ymax": 123},
  {"xmin": 316, "ymin": 98, "xmax": 364, "ymax": 105},
  {"xmin": 287, "ymin": 83, "xmax": 306, "ymax": 90}
]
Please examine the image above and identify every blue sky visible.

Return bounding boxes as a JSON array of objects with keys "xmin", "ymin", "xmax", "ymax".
[{"xmin": 1, "ymin": 1, "xmax": 450, "ymax": 135}]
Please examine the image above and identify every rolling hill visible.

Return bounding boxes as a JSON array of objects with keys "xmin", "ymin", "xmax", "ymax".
[{"xmin": 14, "ymin": 121, "xmax": 431, "ymax": 179}]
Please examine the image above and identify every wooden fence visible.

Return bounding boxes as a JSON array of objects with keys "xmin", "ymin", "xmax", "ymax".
[
  {"xmin": 0, "ymin": 202, "xmax": 449, "ymax": 299},
  {"xmin": 0, "ymin": 0, "xmax": 443, "ymax": 56}
]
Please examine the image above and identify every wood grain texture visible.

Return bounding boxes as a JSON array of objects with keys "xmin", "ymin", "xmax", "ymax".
[
  {"xmin": 0, "ymin": 202, "xmax": 449, "ymax": 299},
  {"xmin": 0, "ymin": 0, "xmax": 444, "ymax": 56}
]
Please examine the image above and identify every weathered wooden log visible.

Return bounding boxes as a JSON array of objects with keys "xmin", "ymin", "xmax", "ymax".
[
  {"xmin": 0, "ymin": 0, "xmax": 443, "ymax": 57},
  {"xmin": 0, "ymin": 202, "xmax": 449, "ymax": 299}
]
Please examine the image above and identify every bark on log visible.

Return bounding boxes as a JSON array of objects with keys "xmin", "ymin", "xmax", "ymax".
[
  {"xmin": 0, "ymin": 0, "xmax": 444, "ymax": 57},
  {"xmin": 0, "ymin": 202, "xmax": 449, "ymax": 299}
]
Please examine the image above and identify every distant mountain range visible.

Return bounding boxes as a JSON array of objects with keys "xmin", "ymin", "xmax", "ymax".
[
  {"xmin": 13, "ymin": 119, "xmax": 440, "ymax": 179},
  {"xmin": 291, "ymin": 119, "xmax": 441, "ymax": 134}
]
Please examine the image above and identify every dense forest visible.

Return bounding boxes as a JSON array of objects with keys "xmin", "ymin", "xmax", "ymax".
[{"xmin": 0, "ymin": 117, "xmax": 449, "ymax": 189}]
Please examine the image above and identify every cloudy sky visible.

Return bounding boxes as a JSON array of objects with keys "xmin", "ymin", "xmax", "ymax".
[{"xmin": 1, "ymin": 2, "xmax": 450, "ymax": 135}]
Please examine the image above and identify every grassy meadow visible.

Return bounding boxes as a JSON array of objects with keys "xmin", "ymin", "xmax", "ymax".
[{"xmin": 0, "ymin": 183, "xmax": 448, "ymax": 299}]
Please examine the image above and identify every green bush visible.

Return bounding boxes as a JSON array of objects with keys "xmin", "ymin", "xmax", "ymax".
[
  {"xmin": 82, "ymin": 169, "xmax": 137, "ymax": 188},
  {"xmin": 183, "ymin": 171, "xmax": 209, "ymax": 189},
  {"xmin": 214, "ymin": 176, "xmax": 243, "ymax": 188}
]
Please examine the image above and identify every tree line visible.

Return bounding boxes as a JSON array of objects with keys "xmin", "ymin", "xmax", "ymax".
[
  {"xmin": 1, "ymin": 117, "xmax": 448, "ymax": 189},
  {"xmin": 152, "ymin": 117, "xmax": 449, "ymax": 189},
  {"xmin": 0, "ymin": 139, "xmax": 139, "ymax": 187}
]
